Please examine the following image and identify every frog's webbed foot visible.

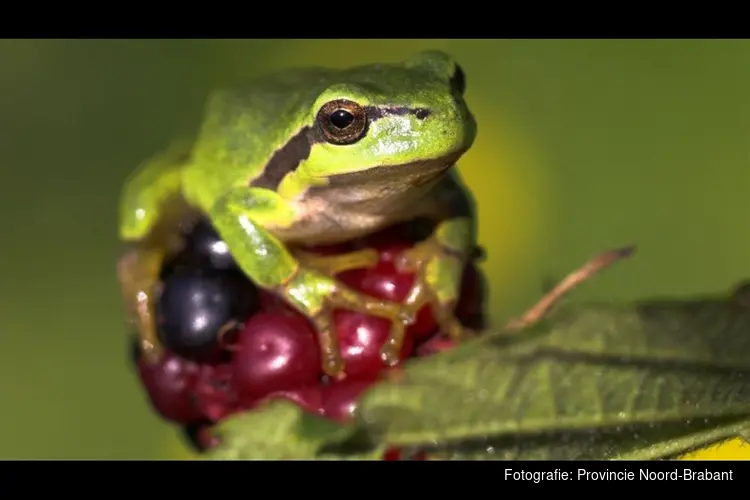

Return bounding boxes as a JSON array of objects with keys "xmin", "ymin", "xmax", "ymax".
[
  {"xmin": 117, "ymin": 247, "xmax": 165, "ymax": 363},
  {"xmin": 395, "ymin": 237, "xmax": 477, "ymax": 343},
  {"xmin": 280, "ymin": 267, "xmax": 414, "ymax": 379}
]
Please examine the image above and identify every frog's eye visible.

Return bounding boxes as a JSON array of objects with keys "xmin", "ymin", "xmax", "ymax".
[
  {"xmin": 450, "ymin": 64, "xmax": 466, "ymax": 95},
  {"xmin": 316, "ymin": 99, "xmax": 369, "ymax": 145}
]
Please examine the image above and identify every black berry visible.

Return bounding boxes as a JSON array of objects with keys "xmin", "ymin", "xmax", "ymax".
[
  {"xmin": 183, "ymin": 219, "xmax": 238, "ymax": 271},
  {"xmin": 160, "ymin": 219, "xmax": 237, "ymax": 280},
  {"xmin": 156, "ymin": 268, "xmax": 258, "ymax": 361}
]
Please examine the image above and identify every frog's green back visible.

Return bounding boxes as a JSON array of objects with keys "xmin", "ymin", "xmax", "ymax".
[
  {"xmin": 180, "ymin": 50, "xmax": 470, "ymax": 212},
  {"xmin": 181, "ymin": 68, "xmax": 332, "ymax": 211}
]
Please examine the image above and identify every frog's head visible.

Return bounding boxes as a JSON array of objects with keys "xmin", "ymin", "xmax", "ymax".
[{"xmin": 301, "ymin": 50, "xmax": 477, "ymax": 185}]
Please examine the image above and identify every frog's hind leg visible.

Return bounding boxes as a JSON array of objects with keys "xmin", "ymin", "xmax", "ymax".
[
  {"xmin": 396, "ymin": 231, "xmax": 474, "ymax": 341},
  {"xmin": 118, "ymin": 246, "xmax": 166, "ymax": 361},
  {"xmin": 118, "ymin": 141, "xmax": 193, "ymax": 362},
  {"xmin": 283, "ymin": 267, "xmax": 414, "ymax": 375},
  {"xmin": 292, "ymin": 247, "xmax": 423, "ymax": 368},
  {"xmin": 391, "ymin": 172, "xmax": 480, "ymax": 354}
]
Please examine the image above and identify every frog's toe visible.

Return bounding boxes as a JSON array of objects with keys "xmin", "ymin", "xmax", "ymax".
[
  {"xmin": 281, "ymin": 266, "xmax": 412, "ymax": 379},
  {"xmin": 324, "ymin": 284, "xmax": 412, "ymax": 372},
  {"xmin": 309, "ymin": 300, "xmax": 409, "ymax": 379},
  {"xmin": 396, "ymin": 239, "xmax": 474, "ymax": 343},
  {"xmin": 306, "ymin": 310, "xmax": 346, "ymax": 379}
]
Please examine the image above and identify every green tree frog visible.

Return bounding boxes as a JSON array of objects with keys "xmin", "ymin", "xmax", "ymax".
[{"xmin": 118, "ymin": 50, "xmax": 479, "ymax": 378}]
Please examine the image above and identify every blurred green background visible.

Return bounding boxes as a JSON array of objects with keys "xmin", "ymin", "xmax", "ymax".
[{"xmin": 2, "ymin": 39, "xmax": 750, "ymax": 459}]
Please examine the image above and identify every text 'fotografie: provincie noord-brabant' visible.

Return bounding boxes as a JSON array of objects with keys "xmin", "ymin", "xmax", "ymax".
[{"xmin": 504, "ymin": 468, "xmax": 733, "ymax": 482}]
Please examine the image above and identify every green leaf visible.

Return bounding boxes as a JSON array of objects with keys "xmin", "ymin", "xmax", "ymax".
[
  {"xmin": 209, "ymin": 286, "xmax": 750, "ymax": 460},
  {"xmin": 356, "ymin": 291, "xmax": 750, "ymax": 459},
  {"xmin": 206, "ymin": 399, "xmax": 384, "ymax": 460},
  {"xmin": 426, "ymin": 418, "xmax": 750, "ymax": 460}
]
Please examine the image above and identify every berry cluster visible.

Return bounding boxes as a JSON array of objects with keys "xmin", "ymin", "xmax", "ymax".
[{"xmin": 129, "ymin": 219, "xmax": 486, "ymax": 457}]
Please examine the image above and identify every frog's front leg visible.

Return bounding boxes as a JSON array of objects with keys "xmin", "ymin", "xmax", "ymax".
[
  {"xmin": 210, "ymin": 188, "xmax": 410, "ymax": 378},
  {"xmin": 397, "ymin": 174, "xmax": 479, "ymax": 346}
]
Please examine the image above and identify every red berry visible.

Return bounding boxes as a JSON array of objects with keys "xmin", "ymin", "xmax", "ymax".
[
  {"xmin": 191, "ymin": 363, "xmax": 238, "ymax": 422},
  {"xmin": 319, "ymin": 377, "xmax": 376, "ymax": 422},
  {"xmin": 334, "ymin": 310, "xmax": 414, "ymax": 377},
  {"xmin": 260, "ymin": 386, "xmax": 324, "ymax": 417},
  {"xmin": 261, "ymin": 375, "xmax": 379, "ymax": 423},
  {"xmin": 383, "ymin": 448, "xmax": 427, "ymax": 460},
  {"xmin": 135, "ymin": 350, "xmax": 203, "ymax": 424},
  {"xmin": 232, "ymin": 311, "xmax": 322, "ymax": 403},
  {"xmin": 383, "ymin": 447, "xmax": 426, "ymax": 460},
  {"xmin": 338, "ymin": 243, "xmax": 437, "ymax": 340},
  {"xmin": 257, "ymin": 290, "xmax": 298, "ymax": 315}
]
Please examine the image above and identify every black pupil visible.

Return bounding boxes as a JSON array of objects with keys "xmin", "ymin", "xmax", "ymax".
[{"xmin": 330, "ymin": 109, "xmax": 354, "ymax": 129}]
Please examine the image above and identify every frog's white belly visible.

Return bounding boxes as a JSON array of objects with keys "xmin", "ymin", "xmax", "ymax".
[{"xmin": 272, "ymin": 175, "xmax": 441, "ymax": 245}]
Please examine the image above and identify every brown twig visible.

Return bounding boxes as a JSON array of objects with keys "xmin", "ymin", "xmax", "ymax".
[{"xmin": 505, "ymin": 245, "xmax": 637, "ymax": 331}]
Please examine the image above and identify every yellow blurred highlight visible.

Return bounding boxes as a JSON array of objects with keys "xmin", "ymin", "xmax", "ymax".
[
  {"xmin": 680, "ymin": 438, "xmax": 750, "ymax": 460},
  {"xmin": 460, "ymin": 111, "xmax": 549, "ymax": 322}
]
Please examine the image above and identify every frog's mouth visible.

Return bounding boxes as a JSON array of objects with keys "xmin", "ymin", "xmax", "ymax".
[{"xmin": 324, "ymin": 150, "xmax": 465, "ymax": 188}]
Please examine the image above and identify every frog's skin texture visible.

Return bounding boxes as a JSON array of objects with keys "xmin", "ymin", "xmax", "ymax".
[{"xmin": 118, "ymin": 50, "xmax": 478, "ymax": 378}]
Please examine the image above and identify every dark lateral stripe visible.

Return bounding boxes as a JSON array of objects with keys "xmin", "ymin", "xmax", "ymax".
[
  {"xmin": 250, "ymin": 105, "xmax": 431, "ymax": 191},
  {"xmin": 365, "ymin": 106, "xmax": 431, "ymax": 120},
  {"xmin": 250, "ymin": 126, "xmax": 314, "ymax": 190}
]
